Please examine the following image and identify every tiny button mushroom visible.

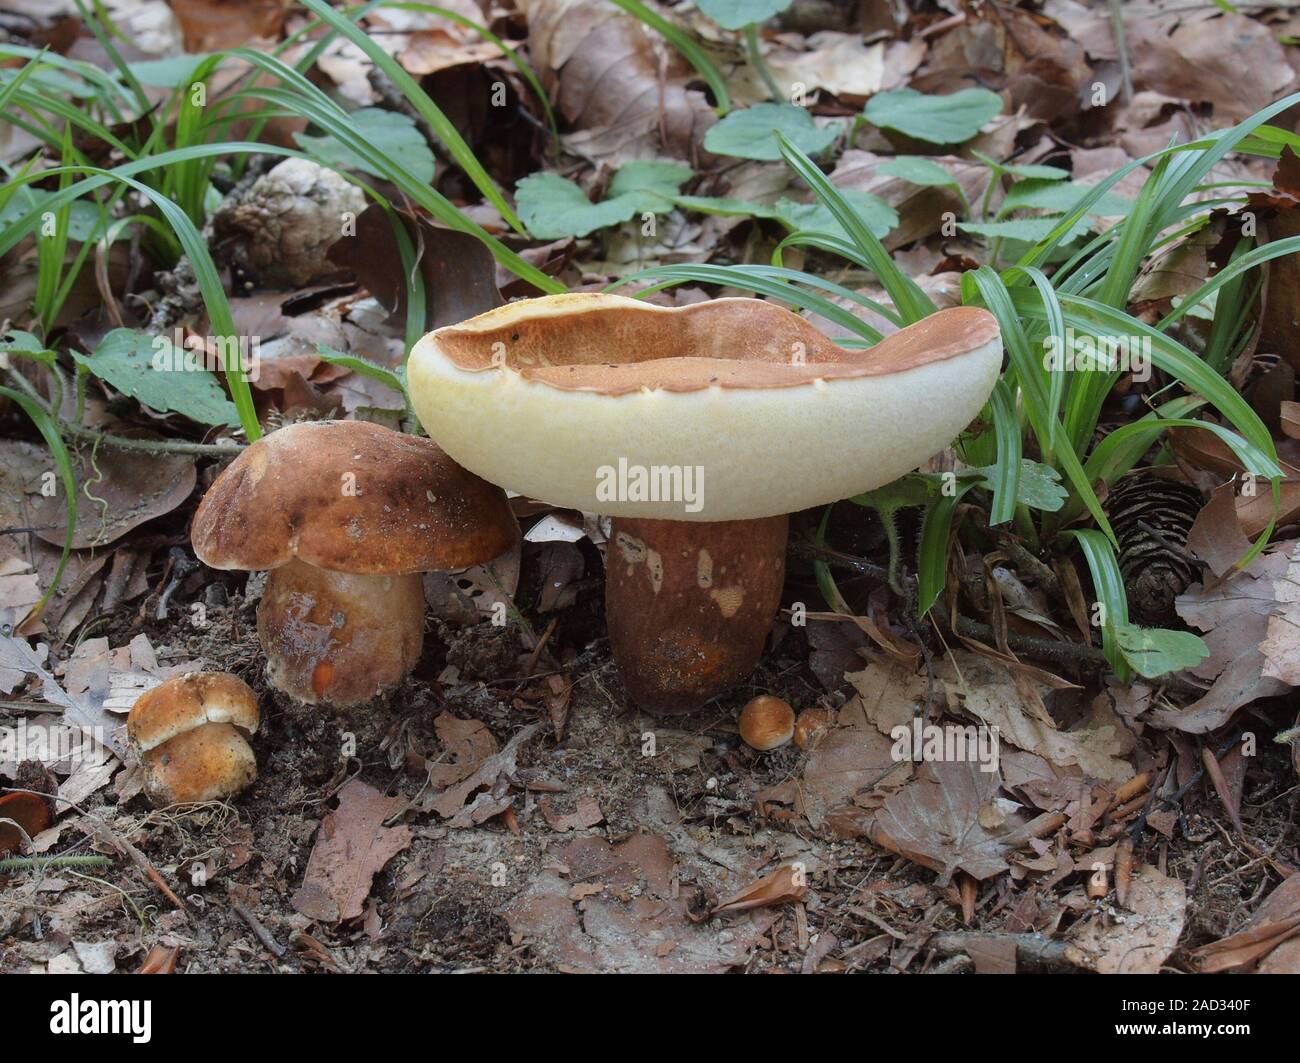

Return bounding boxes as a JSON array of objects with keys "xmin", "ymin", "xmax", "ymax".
[
  {"xmin": 739, "ymin": 695, "xmax": 795, "ymax": 752},
  {"xmin": 793, "ymin": 707, "xmax": 833, "ymax": 750},
  {"xmin": 127, "ymin": 673, "xmax": 260, "ymax": 807},
  {"xmin": 191, "ymin": 419, "xmax": 519, "ymax": 708}
]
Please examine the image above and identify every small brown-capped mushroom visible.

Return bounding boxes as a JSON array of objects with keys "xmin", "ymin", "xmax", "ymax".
[
  {"xmin": 127, "ymin": 673, "xmax": 260, "ymax": 806},
  {"xmin": 739, "ymin": 695, "xmax": 795, "ymax": 751},
  {"xmin": 191, "ymin": 420, "xmax": 518, "ymax": 707},
  {"xmin": 408, "ymin": 295, "xmax": 1001, "ymax": 713},
  {"xmin": 0, "ymin": 792, "xmax": 52, "ymax": 856},
  {"xmin": 793, "ymin": 707, "xmax": 833, "ymax": 750}
]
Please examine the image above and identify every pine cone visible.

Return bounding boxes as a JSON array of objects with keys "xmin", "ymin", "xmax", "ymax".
[{"xmin": 1105, "ymin": 472, "xmax": 1203, "ymax": 624}]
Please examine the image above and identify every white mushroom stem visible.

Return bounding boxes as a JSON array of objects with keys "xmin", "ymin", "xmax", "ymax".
[{"xmin": 257, "ymin": 558, "xmax": 426, "ymax": 707}]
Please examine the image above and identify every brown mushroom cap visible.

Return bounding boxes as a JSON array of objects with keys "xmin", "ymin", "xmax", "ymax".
[
  {"xmin": 128, "ymin": 673, "xmax": 260, "ymax": 753},
  {"xmin": 408, "ymin": 297, "xmax": 1003, "ymax": 522},
  {"xmin": 128, "ymin": 674, "xmax": 261, "ymax": 806},
  {"xmin": 138, "ymin": 724, "xmax": 258, "ymax": 806},
  {"xmin": 191, "ymin": 419, "xmax": 518, "ymax": 575},
  {"xmin": 739, "ymin": 695, "xmax": 796, "ymax": 751}
]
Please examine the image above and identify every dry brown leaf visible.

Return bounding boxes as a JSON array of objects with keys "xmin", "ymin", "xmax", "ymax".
[
  {"xmin": 19, "ymin": 439, "xmax": 194, "ymax": 551},
  {"xmin": 1186, "ymin": 482, "xmax": 1254, "ymax": 579},
  {"xmin": 291, "ymin": 778, "xmax": 412, "ymax": 923},
  {"xmin": 1148, "ymin": 546, "xmax": 1295, "ymax": 732},
  {"xmin": 801, "ymin": 698, "xmax": 911, "ymax": 831},
  {"xmin": 1064, "ymin": 864, "xmax": 1187, "ymax": 974},
  {"xmin": 523, "ymin": 0, "xmax": 715, "ymax": 166},
  {"xmin": 1281, "ymin": 401, "xmax": 1300, "ymax": 440},
  {"xmin": 868, "ymin": 759, "xmax": 1031, "ymax": 884},
  {"xmin": 712, "ymin": 863, "xmax": 808, "ymax": 915},
  {"xmin": 502, "ymin": 834, "xmax": 772, "ymax": 973},
  {"xmin": 1259, "ymin": 543, "xmax": 1300, "ymax": 685},
  {"xmin": 169, "ymin": 0, "xmax": 287, "ymax": 52},
  {"xmin": 939, "ymin": 652, "xmax": 1133, "ymax": 781},
  {"xmin": 540, "ymin": 794, "xmax": 604, "ymax": 832},
  {"xmin": 428, "ymin": 723, "xmax": 539, "ymax": 824}
]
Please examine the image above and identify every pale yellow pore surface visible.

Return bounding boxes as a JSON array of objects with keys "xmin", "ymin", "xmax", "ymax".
[{"xmin": 408, "ymin": 299, "xmax": 1002, "ymax": 522}]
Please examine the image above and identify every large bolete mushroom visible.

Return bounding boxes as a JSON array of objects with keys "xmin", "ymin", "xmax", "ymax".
[
  {"xmin": 407, "ymin": 295, "xmax": 1001, "ymax": 713},
  {"xmin": 192, "ymin": 419, "xmax": 518, "ymax": 707}
]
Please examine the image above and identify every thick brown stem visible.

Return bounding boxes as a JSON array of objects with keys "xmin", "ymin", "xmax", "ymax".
[
  {"xmin": 257, "ymin": 559, "xmax": 425, "ymax": 707},
  {"xmin": 605, "ymin": 515, "xmax": 788, "ymax": 714}
]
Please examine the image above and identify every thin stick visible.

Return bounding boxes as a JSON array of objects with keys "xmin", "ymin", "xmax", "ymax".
[{"xmin": 231, "ymin": 900, "xmax": 286, "ymax": 958}]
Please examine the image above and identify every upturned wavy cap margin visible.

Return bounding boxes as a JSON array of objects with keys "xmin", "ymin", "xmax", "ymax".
[{"xmin": 408, "ymin": 295, "xmax": 1003, "ymax": 522}]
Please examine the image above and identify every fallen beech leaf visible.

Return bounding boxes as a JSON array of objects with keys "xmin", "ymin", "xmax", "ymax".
[
  {"xmin": 292, "ymin": 778, "xmax": 412, "ymax": 923},
  {"xmin": 540, "ymin": 794, "xmax": 604, "ymax": 832},
  {"xmin": 1186, "ymin": 482, "xmax": 1253, "ymax": 578},
  {"xmin": 712, "ymin": 864, "xmax": 808, "ymax": 915},
  {"xmin": 1064, "ymin": 864, "xmax": 1187, "ymax": 974},
  {"xmin": 502, "ymin": 834, "xmax": 772, "ymax": 973},
  {"xmin": 868, "ymin": 760, "xmax": 1032, "ymax": 884}
]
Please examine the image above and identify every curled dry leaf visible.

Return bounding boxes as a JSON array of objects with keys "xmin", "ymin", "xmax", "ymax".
[
  {"xmin": 938, "ymin": 652, "xmax": 1133, "ymax": 782},
  {"xmin": 712, "ymin": 863, "xmax": 808, "ymax": 915},
  {"xmin": 1149, "ymin": 546, "xmax": 1293, "ymax": 733},
  {"xmin": 523, "ymin": 0, "xmax": 715, "ymax": 167},
  {"xmin": 1188, "ymin": 876, "xmax": 1300, "ymax": 974}
]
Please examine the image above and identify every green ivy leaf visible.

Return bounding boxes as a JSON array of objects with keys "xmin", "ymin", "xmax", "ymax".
[
  {"xmin": 517, "ymin": 163, "xmax": 692, "ymax": 238},
  {"xmin": 696, "ymin": 0, "xmax": 793, "ymax": 30},
  {"xmin": 774, "ymin": 189, "xmax": 898, "ymax": 240},
  {"xmin": 1116, "ymin": 625, "xmax": 1210, "ymax": 679},
  {"xmin": 967, "ymin": 459, "xmax": 1067, "ymax": 512},
  {"xmin": 606, "ymin": 161, "xmax": 694, "ymax": 211},
  {"xmin": 515, "ymin": 173, "xmax": 639, "ymax": 238},
  {"xmin": 296, "ymin": 108, "xmax": 435, "ymax": 184},
  {"xmin": 127, "ymin": 54, "xmax": 214, "ymax": 88},
  {"xmin": 72, "ymin": 328, "xmax": 241, "ymax": 427},
  {"xmin": 971, "ymin": 151, "xmax": 1069, "ymax": 181},
  {"xmin": 703, "ymin": 103, "xmax": 838, "ymax": 161},
  {"xmin": 863, "ymin": 88, "xmax": 1004, "ymax": 144},
  {"xmin": 999, "ymin": 179, "xmax": 1133, "ymax": 217},
  {"xmin": 959, "ymin": 216, "xmax": 1092, "ymax": 243},
  {"xmin": 876, "ymin": 156, "xmax": 963, "ymax": 191},
  {"xmin": 672, "ymin": 195, "xmax": 782, "ymax": 220}
]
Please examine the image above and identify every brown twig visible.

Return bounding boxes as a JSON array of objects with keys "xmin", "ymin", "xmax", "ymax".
[{"xmin": 231, "ymin": 899, "xmax": 286, "ymax": 958}]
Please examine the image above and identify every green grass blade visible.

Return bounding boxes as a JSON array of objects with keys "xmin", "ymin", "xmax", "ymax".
[
  {"xmin": 1063, "ymin": 528, "xmax": 1130, "ymax": 681},
  {"xmin": 298, "ymin": 0, "xmax": 523, "ymax": 231},
  {"xmin": 776, "ymin": 132, "xmax": 935, "ymax": 324}
]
